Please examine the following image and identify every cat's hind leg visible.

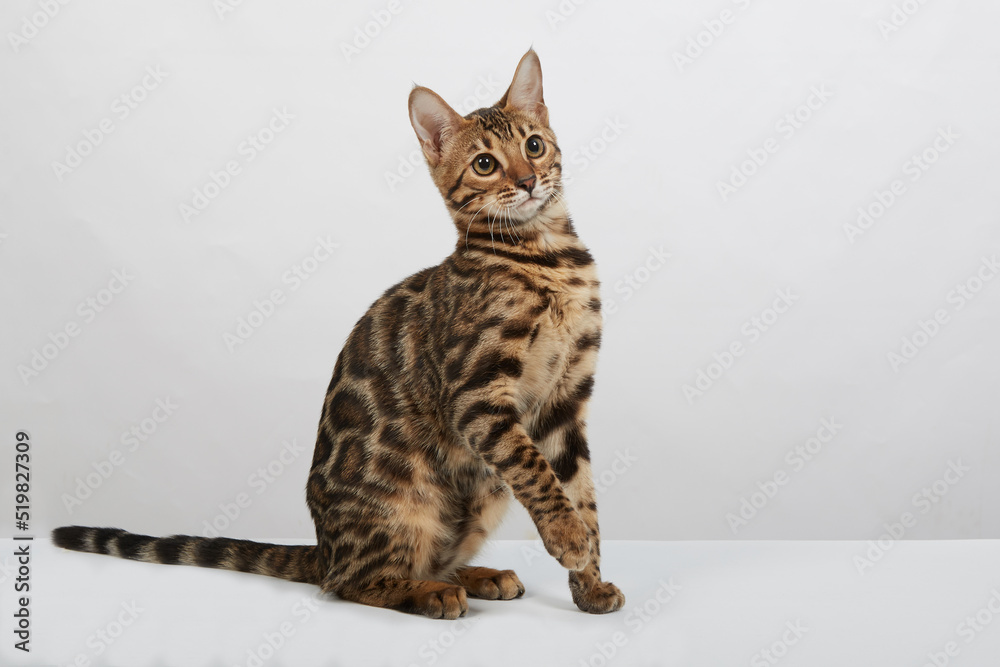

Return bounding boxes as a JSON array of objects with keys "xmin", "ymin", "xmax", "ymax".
[
  {"xmin": 454, "ymin": 566, "xmax": 524, "ymax": 600},
  {"xmin": 442, "ymin": 480, "xmax": 522, "ymax": 600},
  {"xmin": 332, "ymin": 577, "xmax": 469, "ymax": 619}
]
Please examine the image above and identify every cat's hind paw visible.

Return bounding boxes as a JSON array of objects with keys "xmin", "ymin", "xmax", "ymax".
[{"xmin": 456, "ymin": 566, "xmax": 525, "ymax": 600}]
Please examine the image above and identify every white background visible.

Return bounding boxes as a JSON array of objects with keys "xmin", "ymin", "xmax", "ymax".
[{"xmin": 2, "ymin": 0, "xmax": 999, "ymax": 545}]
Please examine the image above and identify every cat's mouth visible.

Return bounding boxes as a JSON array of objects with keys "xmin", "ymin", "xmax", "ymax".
[{"xmin": 513, "ymin": 193, "xmax": 547, "ymax": 218}]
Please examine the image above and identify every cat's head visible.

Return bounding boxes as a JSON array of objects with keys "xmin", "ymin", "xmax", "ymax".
[{"xmin": 408, "ymin": 50, "xmax": 564, "ymax": 241}]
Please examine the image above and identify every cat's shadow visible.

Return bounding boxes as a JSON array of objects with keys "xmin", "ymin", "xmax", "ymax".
[{"xmin": 525, "ymin": 592, "xmax": 577, "ymax": 614}]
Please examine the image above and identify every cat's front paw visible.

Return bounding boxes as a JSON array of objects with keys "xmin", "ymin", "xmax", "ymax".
[
  {"xmin": 569, "ymin": 576, "xmax": 625, "ymax": 614},
  {"xmin": 543, "ymin": 513, "xmax": 591, "ymax": 571}
]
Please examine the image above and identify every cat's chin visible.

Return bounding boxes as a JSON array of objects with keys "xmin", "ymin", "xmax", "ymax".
[{"xmin": 510, "ymin": 193, "xmax": 555, "ymax": 223}]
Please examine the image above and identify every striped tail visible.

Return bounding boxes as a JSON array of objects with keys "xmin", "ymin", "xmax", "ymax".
[{"xmin": 51, "ymin": 526, "xmax": 321, "ymax": 585}]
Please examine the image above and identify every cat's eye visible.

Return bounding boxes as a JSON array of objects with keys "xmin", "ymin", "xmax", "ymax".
[
  {"xmin": 473, "ymin": 154, "xmax": 496, "ymax": 175},
  {"xmin": 525, "ymin": 135, "xmax": 545, "ymax": 158}
]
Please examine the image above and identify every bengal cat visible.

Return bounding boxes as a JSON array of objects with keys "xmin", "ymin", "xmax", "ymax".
[{"xmin": 53, "ymin": 49, "xmax": 625, "ymax": 619}]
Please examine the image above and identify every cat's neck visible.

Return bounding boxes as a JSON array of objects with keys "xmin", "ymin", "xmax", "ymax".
[
  {"xmin": 453, "ymin": 196, "xmax": 584, "ymax": 256},
  {"xmin": 522, "ymin": 197, "xmax": 581, "ymax": 253}
]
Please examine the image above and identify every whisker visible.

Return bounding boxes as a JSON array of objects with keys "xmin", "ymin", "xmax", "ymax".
[
  {"xmin": 468, "ymin": 199, "xmax": 493, "ymax": 229},
  {"xmin": 454, "ymin": 195, "xmax": 479, "ymax": 214},
  {"xmin": 509, "ymin": 209, "xmax": 522, "ymax": 244},
  {"xmin": 488, "ymin": 203, "xmax": 497, "ymax": 254},
  {"xmin": 497, "ymin": 205, "xmax": 507, "ymax": 245},
  {"xmin": 459, "ymin": 195, "xmax": 484, "ymax": 249}
]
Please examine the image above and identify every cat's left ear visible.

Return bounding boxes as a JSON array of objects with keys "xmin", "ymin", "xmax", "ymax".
[{"xmin": 498, "ymin": 49, "xmax": 548, "ymax": 126}]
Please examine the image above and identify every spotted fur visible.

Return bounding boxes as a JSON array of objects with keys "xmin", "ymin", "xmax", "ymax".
[{"xmin": 53, "ymin": 50, "xmax": 624, "ymax": 619}]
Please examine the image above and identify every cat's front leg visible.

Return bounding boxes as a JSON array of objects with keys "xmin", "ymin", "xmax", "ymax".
[
  {"xmin": 539, "ymin": 415, "xmax": 625, "ymax": 614},
  {"xmin": 454, "ymin": 394, "xmax": 591, "ymax": 572}
]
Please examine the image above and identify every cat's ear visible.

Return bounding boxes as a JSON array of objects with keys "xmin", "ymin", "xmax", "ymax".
[
  {"xmin": 498, "ymin": 49, "xmax": 548, "ymax": 126},
  {"xmin": 409, "ymin": 86, "xmax": 464, "ymax": 167}
]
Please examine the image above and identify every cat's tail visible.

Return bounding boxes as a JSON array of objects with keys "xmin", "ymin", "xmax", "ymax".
[{"xmin": 51, "ymin": 526, "xmax": 322, "ymax": 585}]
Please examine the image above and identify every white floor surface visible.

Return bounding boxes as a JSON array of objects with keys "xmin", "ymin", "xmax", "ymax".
[{"xmin": 3, "ymin": 538, "xmax": 999, "ymax": 666}]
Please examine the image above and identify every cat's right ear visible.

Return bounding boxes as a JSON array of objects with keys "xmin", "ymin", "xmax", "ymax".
[{"xmin": 408, "ymin": 87, "xmax": 464, "ymax": 167}]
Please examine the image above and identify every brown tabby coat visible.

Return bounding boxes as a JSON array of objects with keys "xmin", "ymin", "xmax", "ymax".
[{"xmin": 53, "ymin": 50, "xmax": 625, "ymax": 619}]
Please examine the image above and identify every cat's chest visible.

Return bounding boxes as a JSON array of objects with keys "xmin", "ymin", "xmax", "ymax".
[
  {"xmin": 538, "ymin": 283, "xmax": 596, "ymax": 339},
  {"xmin": 517, "ymin": 266, "xmax": 601, "ymax": 408}
]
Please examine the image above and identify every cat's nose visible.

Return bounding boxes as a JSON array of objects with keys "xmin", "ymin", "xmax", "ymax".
[{"xmin": 517, "ymin": 175, "xmax": 536, "ymax": 195}]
